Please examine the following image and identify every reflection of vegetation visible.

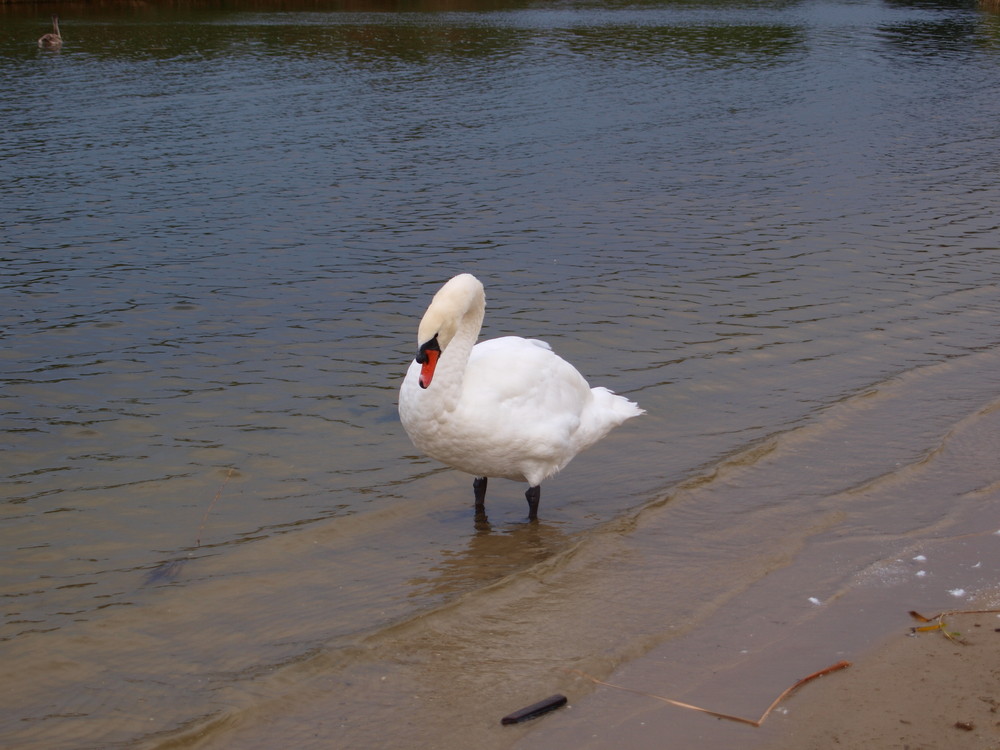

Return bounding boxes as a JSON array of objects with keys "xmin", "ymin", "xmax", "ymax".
[
  {"xmin": 9, "ymin": 0, "xmax": 991, "ymax": 66},
  {"xmin": 2, "ymin": 3, "xmax": 807, "ymax": 67},
  {"xmin": 255, "ymin": 23, "xmax": 527, "ymax": 63},
  {"xmin": 562, "ymin": 24, "xmax": 805, "ymax": 68},
  {"xmin": 880, "ymin": 0, "xmax": 976, "ymax": 9},
  {"xmin": 562, "ymin": 0, "xmax": 806, "ymax": 7},
  {"xmin": 0, "ymin": 0, "xmax": 531, "ymax": 11},
  {"xmin": 877, "ymin": 18, "xmax": 989, "ymax": 58},
  {"xmin": 877, "ymin": 0, "xmax": 1000, "ymax": 53},
  {"xmin": 0, "ymin": 13, "xmax": 529, "ymax": 63}
]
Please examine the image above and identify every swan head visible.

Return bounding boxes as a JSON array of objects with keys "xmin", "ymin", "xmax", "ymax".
[{"xmin": 414, "ymin": 273, "xmax": 485, "ymax": 389}]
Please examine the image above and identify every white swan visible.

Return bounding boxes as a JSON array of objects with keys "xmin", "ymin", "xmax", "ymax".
[
  {"xmin": 398, "ymin": 273, "xmax": 643, "ymax": 520},
  {"xmin": 38, "ymin": 15, "xmax": 62, "ymax": 50}
]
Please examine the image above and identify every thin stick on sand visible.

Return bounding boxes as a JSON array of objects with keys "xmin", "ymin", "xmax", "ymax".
[
  {"xmin": 568, "ymin": 661, "xmax": 851, "ymax": 728},
  {"xmin": 909, "ymin": 608, "xmax": 1000, "ymax": 642}
]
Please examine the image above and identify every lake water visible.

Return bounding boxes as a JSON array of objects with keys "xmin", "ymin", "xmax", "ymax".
[{"xmin": 2, "ymin": 1, "xmax": 1000, "ymax": 747}]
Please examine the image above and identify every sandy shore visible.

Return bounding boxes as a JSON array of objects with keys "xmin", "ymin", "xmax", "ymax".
[
  {"xmin": 517, "ymin": 536, "xmax": 1000, "ymax": 750},
  {"xmin": 763, "ymin": 607, "xmax": 1000, "ymax": 750},
  {"xmin": 516, "ymin": 605, "xmax": 1000, "ymax": 750}
]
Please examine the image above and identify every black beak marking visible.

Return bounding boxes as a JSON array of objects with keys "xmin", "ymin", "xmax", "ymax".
[{"xmin": 416, "ymin": 334, "xmax": 441, "ymax": 364}]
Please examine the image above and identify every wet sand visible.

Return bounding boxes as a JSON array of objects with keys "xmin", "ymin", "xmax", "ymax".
[
  {"xmin": 517, "ymin": 532, "xmax": 1000, "ymax": 750},
  {"xmin": 516, "ymin": 605, "xmax": 1000, "ymax": 750},
  {"xmin": 530, "ymin": 604, "xmax": 1000, "ymax": 750},
  {"xmin": 763, "ymin": 606, "xmax": 1000, "ymax": 750}
]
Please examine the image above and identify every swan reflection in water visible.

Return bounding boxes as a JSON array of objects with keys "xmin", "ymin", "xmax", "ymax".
[
  {"xmin": 407, "ymin": 518, "xmax": 571, "ymax": 600},
  {"xmin": 38, "ymin": 15, "xmax": 62, "ymax": 50}
]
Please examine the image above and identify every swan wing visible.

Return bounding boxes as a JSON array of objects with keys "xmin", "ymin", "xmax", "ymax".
[
  {"xmin": 465, "ymin": 337, "xmax": 590, "ymax": 427},
  {"xmin": 449, "ymin": 337, "xmax": 594, "ymax": 481}
]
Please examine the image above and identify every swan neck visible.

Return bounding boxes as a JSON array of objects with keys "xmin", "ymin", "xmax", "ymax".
[{"xmin": 435, "ymin": 296, "xmax": 483, "ymax": 404}]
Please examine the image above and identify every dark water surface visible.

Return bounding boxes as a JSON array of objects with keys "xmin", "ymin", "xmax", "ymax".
[{"xmin": 2, "ymin": 1, "xmax": 1000, "ymax": 747}]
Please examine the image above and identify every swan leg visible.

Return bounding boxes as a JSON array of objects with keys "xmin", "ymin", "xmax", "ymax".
[
  {"xmin": 473, "ymin": 476, "xmax": 490, "ymax": 525},
  {"xmin": 473, "ymin": 476, "xmax": 488, "ymax": 511},
  {"xmin": 525, "ymin": 485, "xmax": 540, "ymax": 521}
]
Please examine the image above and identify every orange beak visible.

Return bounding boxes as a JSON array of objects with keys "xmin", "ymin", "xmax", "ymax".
[
  {"xmin": 416, "ymin": 335, "xmax": 441, "ymax": 389},
  {"xmin": 419, "ymin": 348, "xmax": 440, "ymax": 389}
]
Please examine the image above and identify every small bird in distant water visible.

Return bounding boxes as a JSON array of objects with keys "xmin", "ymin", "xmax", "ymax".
[{"xmin": 38, "ymin": 15, "xmax": 62, "ymax": 50}]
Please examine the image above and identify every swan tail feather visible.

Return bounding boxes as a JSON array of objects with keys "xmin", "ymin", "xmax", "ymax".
[{"xmin": 591, "ymin": 386, "xmax": 645, "ymax": 423}]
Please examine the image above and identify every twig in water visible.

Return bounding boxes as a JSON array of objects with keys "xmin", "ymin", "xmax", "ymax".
[
  {"xmin": 568, "ymin": 660, "xmax": 851, "ymax": 727},
  {"xmin": 197, "ymin": 467, "xmax": 235, "ymax": 548},
  {"xmin": 144, "ymin": 467, "xmax": 236, "ymax": 585}
]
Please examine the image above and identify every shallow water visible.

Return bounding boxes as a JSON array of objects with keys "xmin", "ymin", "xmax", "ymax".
[{"xmin": 2, "ymin": 0, "xmax": 1000, "ymax": 747}]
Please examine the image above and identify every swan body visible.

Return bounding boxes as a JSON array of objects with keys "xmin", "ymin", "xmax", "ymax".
[
  {"xmin": 38, "ymin": 15, "xmax": 62, "ymax": 50},
  {"xmin": 398, "ymin": 273, "xmax": 643, "ymax": 520}
]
